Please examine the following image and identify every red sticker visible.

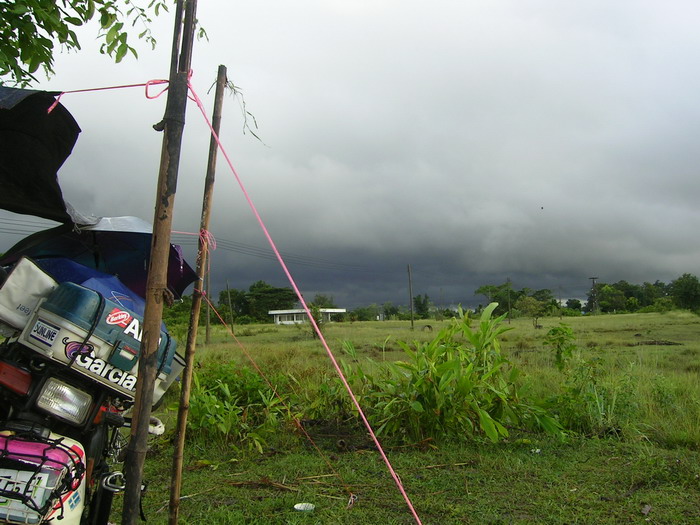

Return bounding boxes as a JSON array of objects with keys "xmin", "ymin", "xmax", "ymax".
[{"xmin": 106, "ymin": 308, "xmax": 132, "ymax": 327}]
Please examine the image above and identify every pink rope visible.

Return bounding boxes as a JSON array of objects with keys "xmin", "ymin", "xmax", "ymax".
[
  {"xmin": 172, "ymin": 228, "xmax": 216, "ymax": 277},
  {"xmin": 42, "ymin": 75, "xmax": 421, "ymax": 522},
  {"xmin": 187, "ymin": 80, "xmax": 423, "ymax": 525},
  {"xmin": 200, "ymin": 291, "xmax": 357, "ymax": 505},
  {"xmin": 171, "ymin": 228, "xmax": 217, "ymax": 251},
  {"xmin": 46, "ymin": 79, "xmax": 169, "ymax": 113}
]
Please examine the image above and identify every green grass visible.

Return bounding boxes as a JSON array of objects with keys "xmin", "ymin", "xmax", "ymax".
[
  {"xmin": 122, "ymin": 435, "xmax": 700, "ymax": 524},
  {"xmin": 113, "ymin": 312, "xmax": 700, "ymax": 524}
]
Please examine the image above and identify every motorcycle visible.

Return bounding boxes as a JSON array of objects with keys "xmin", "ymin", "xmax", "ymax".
[{"xmin": 0, "ymin": 256, "xmax": 184, "ymax": 524}]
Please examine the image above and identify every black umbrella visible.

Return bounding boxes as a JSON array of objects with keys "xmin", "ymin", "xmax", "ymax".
[
  {"xmin": 0, "ymin": 216, "xmax": 198, "ymax": 299},
  {"xmin": 0, "ymin": 86, "xmax": 81, "ymax": 224}
]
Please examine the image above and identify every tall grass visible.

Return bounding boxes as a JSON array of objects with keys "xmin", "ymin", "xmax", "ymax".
[
  {"xmin": 172, "ymin": 311, "xmax": 700, "ymax": 449},
  {"xmin": 126, "ymin": 310, "xmax": 700, "ymax": 524}
]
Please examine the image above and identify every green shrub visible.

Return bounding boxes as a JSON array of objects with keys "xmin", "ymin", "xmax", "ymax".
[
  {"xmin": 188, "ymin": 367, "xmax": 288, "ymax": 452},
  {"xmin": 543, "ymin": 327, "xmax": 640, "ymax": 437},
  {"xmin": 341, "ymin": 304, "xmax": 564, "ymax": 443},
  {"xmin": 544, "ymin": 324, "xmax": 577, "ymax": 371}
]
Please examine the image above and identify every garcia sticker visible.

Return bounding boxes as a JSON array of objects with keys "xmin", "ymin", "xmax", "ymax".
[{"xmin": 63, "ymin": 338, "xmax": 138, "ymax": 392}]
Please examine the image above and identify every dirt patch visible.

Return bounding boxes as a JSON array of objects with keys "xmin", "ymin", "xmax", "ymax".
[{"xmin": 632, "ymin": 340, "xmax": 683, "ymax": 346}]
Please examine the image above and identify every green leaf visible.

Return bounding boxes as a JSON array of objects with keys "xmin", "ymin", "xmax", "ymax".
[
  {"xmin": 481, "ymin": 302, "xmax": 499, "ymax": 322},
  {"xmin": 410, "ymin": 401, "xmax": 424, "ymax": 413},
  {"xmin": 478, "ymin": 408, "xmax": 499, "ymax": 443},
  {"xmin": 11, "ymin": 4, "xmax": 29, "ymax": 15},
  {"xmin": 64, "ymin": 16, "xmax": 83, "ymax": 26},
  {"xmin": 105, "ymin": 24, "xmax": 119, "ymax": 44}
]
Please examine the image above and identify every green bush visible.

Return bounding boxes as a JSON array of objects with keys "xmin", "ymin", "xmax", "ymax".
[
  {"xmin": 188, "ymin": 367, "xmax": 288, "ymax": 452},
  {"xmin": 542, "ymin": 325, "xmax": 640, "ymax": 437},
  {"xmin": 341, "ymin": 304, "xmax": 564, "ymax": 443}
]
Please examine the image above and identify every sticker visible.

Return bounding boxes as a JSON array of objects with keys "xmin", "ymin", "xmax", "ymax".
[
  {"xmin": 63, "ymin": 340, "xmax": 138, "ymax": 391},
  {"xmin": 117, "ymin": 345, "xmax": 138, "ymax": 361},
  {"xmin": 64, "ymin": 338, "xmax": 94, "ymax": 360},
  {"xmin": 67, "ymin": 490, "xmax": 81, "ymax": 510},
  {"xmin": 29, "ymin": 319, "xmax": 60, "ymax": 347},
  {"xmin": 105, "ymin": 308, "xmax": 132, "ymax": 328},
  {"xmin": 105, "ymin": 309, "xmax": 145, "ymax": 343},
  {"xmin": 0, "ymin": 469, "xmax": 50, "ymax": 511}
]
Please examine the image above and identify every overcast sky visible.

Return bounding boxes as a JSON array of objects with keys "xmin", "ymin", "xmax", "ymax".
[{"xmin": 2, "ymin": 0, "xmax": 700, "ymax": 309}]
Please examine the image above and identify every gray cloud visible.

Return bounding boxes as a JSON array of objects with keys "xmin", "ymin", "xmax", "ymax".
[{"xmin": 2, "ymin": 0, "xmax": 700, "ymax": 310}]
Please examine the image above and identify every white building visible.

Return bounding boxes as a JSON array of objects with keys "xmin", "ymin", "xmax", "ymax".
[{"xmin": 268, "ymin": 308, "xmax": 346, "ymax": 325}]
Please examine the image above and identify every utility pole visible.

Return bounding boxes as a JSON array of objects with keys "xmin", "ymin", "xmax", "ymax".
[
  {"xmin": 168, "ymin": 64, "xmax": 227, "ymax": 524},
  {"xmin": 407, "ymin": 264, "xmax": 414, "ymax": 330},
  {"xmin": 589, "ymin": 276, "xmax": 598, "ymax": 314},
  {"xmin": 506, "ymin": 277, "xmax": 512, "ymax": 323},
  {"xmin": 226, "ymin": 280, "xmax": 234, "ymax": 326},
  {"xmin": 122, "ymin": 1, "xmax": 198, "ymax": 523}
]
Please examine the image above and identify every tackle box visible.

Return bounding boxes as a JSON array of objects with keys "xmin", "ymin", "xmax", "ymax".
[{"xmin": 19, "ymin": 282, "xmax": 183, "ymax": 404}]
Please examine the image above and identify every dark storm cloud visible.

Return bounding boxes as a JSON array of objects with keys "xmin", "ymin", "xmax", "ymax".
[{"xmin": 2, "ymin": 0, "xmax": 700, "ymax": 309}]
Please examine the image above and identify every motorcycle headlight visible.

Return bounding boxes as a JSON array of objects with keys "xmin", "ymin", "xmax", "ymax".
[{"xmin": 37, "ymin": 379, "xmax": 93, "ymax": 425}]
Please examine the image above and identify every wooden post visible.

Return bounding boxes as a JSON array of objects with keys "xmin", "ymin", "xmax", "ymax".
[
  {"xmin": 121, "ymin": 1, "xmax": 198, "ymax": 523},
  {"xmin": 168, "ymin": 64, "xmax": 227, "ymax": 524},
  {"xmin": 226, "ymin": 280, "xmax": 234, "ymax": 326},
  {"xmin": 407, "ymin": 264, "xmax": 414, "ymax": 330},
  {"xmin": 205, "ymin": 270, "xmax": 211, "ymax": 344}
]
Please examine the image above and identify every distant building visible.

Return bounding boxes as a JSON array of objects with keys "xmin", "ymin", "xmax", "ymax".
[{"xmin": 268, "ymin": 308, "xmax": 346, "ymax": 325}]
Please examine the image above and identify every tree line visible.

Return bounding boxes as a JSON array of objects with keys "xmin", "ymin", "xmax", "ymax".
[
  {"xmin": 162, "ymin": 273, "xmax": 700, "ymax": 327},
  {"xmin": 475, "ymin": 273, "xmax": 700, "ymax": 319}
]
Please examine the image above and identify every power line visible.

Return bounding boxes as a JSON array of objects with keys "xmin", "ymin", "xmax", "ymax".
[
  {"xmin": 172, "ymin": 234, "xmax": 373, "ymax": 272},
  {"xmin": 0, "ymin": 218, "xmax": 378, "ymax": 274}
]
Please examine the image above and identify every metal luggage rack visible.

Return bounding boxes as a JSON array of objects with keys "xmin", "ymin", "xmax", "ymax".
[{"xmin": 0, "ymin": 433, "xmax": 85, "ymax": 524}]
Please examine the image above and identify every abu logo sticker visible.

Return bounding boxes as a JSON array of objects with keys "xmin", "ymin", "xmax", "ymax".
[{"xmin": 29, "ymin": 319, "xmax": 61, "ymax": 347}]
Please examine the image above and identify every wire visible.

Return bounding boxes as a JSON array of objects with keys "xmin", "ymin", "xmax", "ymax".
[{"xmin": 171, "ymin": 234, "xmax": 374, "ymax": 272}]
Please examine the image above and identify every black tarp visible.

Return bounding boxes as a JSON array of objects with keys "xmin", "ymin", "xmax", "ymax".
[{"xmin": 0, "ymin": 86, "xmax": 81, "ymax": 223}]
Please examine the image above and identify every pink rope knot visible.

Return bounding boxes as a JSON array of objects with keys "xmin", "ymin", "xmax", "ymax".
[
  {"xmin": 46, "ymin": 79, "xmax": 170, "ymax": 113},
  {"xmin": 46, "ymin": 94, "xmax": 64, "ymax": 114},
  {"xmin": 199, "ymin": 229, "xmax": 216, "ymax": 251},
  {"xmin": 145, "ymin": 79, "xmax": 170, "ymax": 99}
]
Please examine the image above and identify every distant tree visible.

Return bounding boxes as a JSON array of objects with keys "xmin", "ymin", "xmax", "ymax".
[
  {"xmin": 565, "ymin": 299, "xmax": 582, "ymax": 311},
  {"xmin": 475, "ymin": 282, "xmax": 521, "ymax": 316},
  {"xmin": 514, "ymin": 296, "xmax": 548, "ymax": 327},
  {"xmin": 413, "ymin": 294, "xmax": 431, "ymax": 319},
  {"xmin": 669, "ymin": 273, "xmax": 700, "ymax": 310},
  {"xmin": 475, "ymin": 284, "xmax": 500, "ymax": 303},
  {"xmin": 310, "ymin": 294, "xmax": 336, "ymax": 308},
  {"xmin": 350, "ymin": 304, "xmax": 380, "ymax": 321},
  {"xmin": 246, "ymin": 280, "xmax": 297, "ymax": 322},
  {"xmin": 218, "ymin": 288, "xmax": 247, "ymax": 317},
  {"xmin": 626, "ymin": 296, "xmax": 640, "ymax": 312},
  {"xmin": 530, "ymin": 288, "xmax": 555, "ymax": 304},
  {"xmin": 597, "ymin": 284, "xmax": 627, "ymax": 313},
  {"xmin": 382, "ymin": 302, "xmax": 399, "ymax": 320},
  {"xmin": 613, "ymin": 280, "xmax": 642, "ymax": 305},
  {"xmin": 640, "ymin": 281, "xmax": 668, "ymax": 307}
]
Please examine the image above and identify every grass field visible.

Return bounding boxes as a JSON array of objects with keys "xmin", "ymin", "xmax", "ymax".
[{"xmin": 112, "ymin": 311, "xmax": 700, "ymax": 524}]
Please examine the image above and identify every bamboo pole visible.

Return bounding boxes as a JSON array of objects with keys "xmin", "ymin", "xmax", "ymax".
[
  {"xmin": 121, "ymin": 1, "xmax": 198, "ymax": 523},
  {"xmin": 408, "ymin": 264, "xmax": 414, "ymax": 330},
  {"xmin": 205, "ymin": 270, "xmax": 211, "ymax": 344},
  {"xmin": 168, "ymin": 64, "xmax": 227, "ymax": 524}
]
